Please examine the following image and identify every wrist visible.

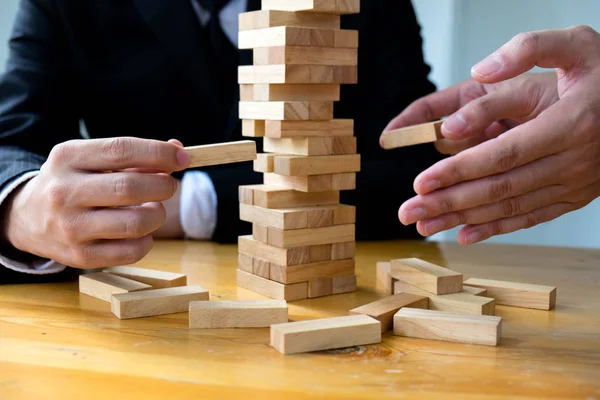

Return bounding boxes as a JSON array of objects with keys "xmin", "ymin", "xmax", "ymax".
[{"xmin": 1, "ymin": 177, "xmax": 35, "ymax": 257}]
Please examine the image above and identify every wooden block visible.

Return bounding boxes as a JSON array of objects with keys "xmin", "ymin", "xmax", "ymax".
[
  {"xmin": 251, "ymin": 84, "xmax": 340, "ymax": 102},
  {"xmin": 79, "ymin": 272, "xmax": 152, "ymax": 302},
  {"xmin": 270, "ymin": 315, "xmax": 381, "ymax": 355},
  {"xmin": 239, "ymin": 101, "xmax": 333, "ymax": 121},
  {"xmin": 390, "ymin": 258, "xmax": 463, "ymax": 295},
  {"xmin": 309, "ymin": 244, "xmax": 332, "ymax": 262},
  {"xmin": 274, "ymin": 154, "xmax": 361, "ymax": 176},
  {"xmin": 332, "ymin": 204, "xmax": 355, "ymax": 224},
  {"xmin": 254, "ymin": 153, "xmax": 276, "ymax": 173},
  {"xmin": 254, "ymin": 46, "xmax": 358, "ymax": 66},
  {"xmin": 394, "ymin": 281, "xmax": 496, "ymax": 316},
  {"xmin": 334, "ymin": 29, "xmax": 358, "ymax": 48},
  {"xmin": 239, "ymin": 185, "xmax": 340, "ymax": 208},
  {"xmin": 184, "ymin": 141, "xmax": 257, "ymax": 168},
  {"xmin": 239, "ymin": 235, "xmax": 310, "ymax": 266},
  {"xmin": 239, "ymin": 26, "xmax": 311, "ymax": 49},
  {"xmin": 238, "ymin": 253, "xmax": 254, "ymax": 273},
  {"xmin": 239, "ymin": 65, "xmax": 337, "ymax": 84},
  {"xmin": 333, "ymin": 66, "xmax": 358, "ymax": 84},
  {"xmin": 261, "ymin": 0, "xmax": 361, "ymax": 15},
  {"xmin": 380, "ymin": 121, "xmax": 443, "ymax": 149},
  {"xmin": 308, "ymin": 278, "xmax": 333, "ymax": 298},
  {"xmin": 237, "ymin": 269, "xmax": 308, "ymax": 301},
  {"xmin": 253, "ymin": 223, "xmax": 269, "ymax": 243},
  {"xmin": 242, "ymin": 120, "xmax": 265, "ymax": 137},
  {"xmin": 463, "ymin": 278, "xmax": 557, "ymax": 310},
  {"xmin": 264, "ymin": 173, "xmax": 355, "ymax": 192},
  {"xmin": 376, "ymin": 262, "xmax": 397, "ymax": 295},
  {"xmin": 111, "ymin": 286, "xmax": 209, "ymax": 320},
  {"xmin": 263, "ymin": 137, "xmax": 356, "ymax": 156},
  {"xmin": 331, "ymin": 242, "xmax": 355, "ymax": 260},
  {"xmin": 104, "ymin": 266, "xmax": 186, "ymax": 289},
  {"xmin": 239, "ymin": 185, "xmax": 254, "ymax": 205},
  {"xmin": 270, "ymin": 259, "xmax": 355, "ymax": 284},
  {"xmin": 253, "ymin": 258, "xmax": 271, "ymax": 279},
  {"xmin": 239, "ymin": 84, "xmax": 254, "ymax": 101},
  {"xmin": 265, "ymin": 119, "xmax": 353, "ymax": 138},
  {"xmin": 189, "ymin": 300, "xmax": 289, "ymax": 329},
  {"xmin": 462, "ymin": 285, "xmax": 488, "ymax": 296},
  {"xmin": 240, "ymin": 204, "xmax": 308, "ymax": 230},
  {"xmin": 332, "ymin": 274, "xmax": 357, "ymax": 294},
  {"xmin": 268, "ymin": 224, "xmax": 355, "ymax": 248},
  {"xmin": 337, "ymin": 0, "xmax": 360, "ymax": 14},
  {"xmin": 350, "ymin": 293, "xmax": 428, "ymax": 333},
  {"xmin": 310, "ymin": 28, "xmax": 335, "ymax": 47},
  {"xmin": 238, "ymin": 10, "xmax": 340, "ymax": 31},
  {"xmin": 394, "ymin": 308, "xmax": 502, "ymax": 347},
  {"xmin": 307, "ymin": 208, "xmax": 334, "ymax": 228}
]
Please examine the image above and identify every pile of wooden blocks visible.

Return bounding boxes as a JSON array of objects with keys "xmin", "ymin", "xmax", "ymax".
[{"xmin": 236, "ymin": 0, "xmax": 361, "ymax": 301}]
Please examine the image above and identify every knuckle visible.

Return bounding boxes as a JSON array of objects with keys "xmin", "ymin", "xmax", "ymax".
[
  {"xmin": 124, "ymin": 215, "xmax": 146, "ymax": 238},
  {"xmin": 58, "ymin": 218, "xmax": 79, "ymax": 242},
  {"xmin": 122, "ymin": 241, "xmax": 152, "ymax": 265},
  {"xmin": 112, "ymin": 176, "xmax": 137, "ymax": 200},
  {"xmin": 48, "ymin": 141, "xmax": 76, "ymax": 165},
  {"xmin": 493, "ymin": 144, "xmax": 521, "ymax": 171},
  {"xmin": 455, "ymin": 210, "xmax": 468, "ymax": 225},
  {"xmin": 501, "ymin": 197, "xmax": 521, "ymax": 218},
  {"xmin": 488, "ymin": 177, "xmax": 513, "ymax": 202},
  {"xmin": 105, "ymin": 138, "xmax": 133, "ymax": 161},
  {"xmin": 514, "ymin": 31, "xmax": 540, "ymax": 59},
  {"xmin": 570, "ymin": 25, "xmax": 599, "ymax": 43},
  {"xmin": 524, "ymin": 212, "xmax": 539, "ymax": 229},
  {"xmin": 46, "ymin": 181, "xmax": 68, "ymax": 209},
  {"xmin": 73, "ymin": 246, "xmax": 98, "ymax": 268},
  {"xmin": 441, "ymin": 197, "xmax": 456, "ymax": 214},
  {"xmin": 490, "ymin": 220, "xmax": 502, "ymax": 236}
]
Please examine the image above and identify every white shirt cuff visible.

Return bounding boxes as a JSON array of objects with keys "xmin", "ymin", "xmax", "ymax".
[
  {"xmin": 180, "ymin": 171, "xmax": 218, "ymax": 240},
  {"xmin": 0, "ymin": 171, "xmax": 67, "ymax": 275}
]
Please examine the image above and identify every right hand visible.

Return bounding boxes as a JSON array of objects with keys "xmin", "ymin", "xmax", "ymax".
[{"xmin": 2, "ymin": 137, "xmax": 190, "ymax": 269}]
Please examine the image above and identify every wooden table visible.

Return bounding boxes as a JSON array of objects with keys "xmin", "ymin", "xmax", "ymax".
[{"xmin": 1, "ymin": 240, "xmax": 599, "ymax": 399}]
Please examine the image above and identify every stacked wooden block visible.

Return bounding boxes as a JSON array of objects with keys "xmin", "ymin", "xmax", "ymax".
[{"xmin": 236, "ymin": 0, "xmax": 361, "ymax": 301}]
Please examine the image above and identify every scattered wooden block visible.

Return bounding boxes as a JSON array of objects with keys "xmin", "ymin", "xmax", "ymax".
[
  {"xmin": 268, "ymin": 224, "xmax": 355, "ymax": 248},
  {"xmin": 79, "ymin": 272, "xmax": 152, "ymax": 302},
  {"xmin": 394, "ymin": 308, "xmax": 502, "ymax": 347},
  {"xmin": 261, "ymin": 0, "xmax": 360, "ymax": 15},
  {"xmin": 376, "ymin": 261, "xmax": 396, "ymax": 295},
  {"xmin": 463, "ymin": 278, "xmax": 557, "ymax": 310},
  {"xmin": 380, "ymin": 121, "xmax": 443, "ymax": 149},
  {"xmin": 111, "ymin": 286, "xmax": 209, "ymax": 319},
  {"xmin": 462, "ymin": 285, "xmax": 488, "ymax": 296},
  {"xmin": 254, "ymin": 46, "xmax": 358, "ymax": 66},
  {"xmin": 394, "ymin": 281, "xmax": 496, "ymax": 316},
  {"xmin": 239, "ymin": 10, "xmax": 341, "ymax": 31},
  {"xmin": 332, "ymin": 274, "xmax": 357, "ymax": 294},
  {"xmin": 390, "ymin": 258, "xmax": 463, "ymax": 295},
  {"xmin": 263, "ymin": 137, "xmax": 356, "ymax": 156},
  {"xmin": 270, "ymin": 259, "xmax": 355, "ymax": 284},
  {"xmin": 274, "ymin": 154, "xmax": 361, "ymax": 176},
  {"xmin": 104, "ymin": 266, "xmax": 187, "ymax": 289},
  {"xmin": 189, "ymin": 300, "xmax": 289, "ymax": 329},
  {"xmin": 310, "ymin": 244, "xmax": 332, "ymax": 262},
  {"xmin": 242, "ymin": 120, "xmax": 265, "ymax": 137},
  {"xmin": 265, "ymin": 120, "xmax": 353, "ymax": 138},
  {"xmin": 239, "ymin": 235, "xmax": 310, "ymax": 266},
  {"xmin": 254, "ymin": 153, "xmax": 276, "ymax": 173},
  {"xmin": 247, "ymin": 84, "xmax": 341, "ymax": 102},
  {"xmin": 239, "ymin": 65, "xmax": 355, "ymax": 84},
  {"xmin": 184, "ymin": 141, "xmax": 257, "ymax": 168},
  {"xmin": 308, "ymin": 278, "xmax": 333, "ymax": 298},
  {"xmin": 270, "ymin": 315, "xmax": 381, "ymax": 355},
  {"xmin": 238, "ymin": 253, "xmax": 254, "ymax": 273},
  {"xmin": 331, "ymin": 242, "xmax": 355, "ymax": 260},
  {"xmin": 264, "ymin": 172, "xmax": 356, "ymax": 192},
  {"xmin": 239, "ymin": 184, "xmax": 340, "ymax": 208},
  {"xmin": 350, "ymin": 293, "xmax": 429, "ymax": 333},
  {"xmin": 237, "ymin": 269, "xmax": 308, "ymax": 301}
]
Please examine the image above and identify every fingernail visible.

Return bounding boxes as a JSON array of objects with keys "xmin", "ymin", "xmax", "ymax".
[
  {"xmin": 176, "ymin": 149, "xmax": 190, "ymax": 168},
  {"xmin": 422, "ymin": 218, "xmax": 445, "ymax": 235},
  {"xmin": 403, "ymin": 207, "xmax": 427, "ymax": 224},
  {"xmin": 472, "ymin": 53, "xmax": 503, "ymax": 77},
  {"xmin": 443, "ymin": 113, "xmax": 468, "ymax": 135},
  {"xmin": 466, "ymin": 231, "xmax": 483, "ymax": 244},
  {"xmin": 420, "ymin": 180, "xmax": 441, "ymax": 193}
]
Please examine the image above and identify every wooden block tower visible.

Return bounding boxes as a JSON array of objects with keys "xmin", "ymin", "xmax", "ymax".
[{"xmin": 236, "ymin": 0, "xmax": 361, "ymax": 301}]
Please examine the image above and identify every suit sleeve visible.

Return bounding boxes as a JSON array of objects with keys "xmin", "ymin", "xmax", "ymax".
[{"xmin": 0, "ymin": 0, "xmax": 82, "ymax": 193}]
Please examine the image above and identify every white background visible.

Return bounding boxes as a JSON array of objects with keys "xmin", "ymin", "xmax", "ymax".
[{"xmin": 1, "ymin": 0, "xmax": 598, "ymax": 248}]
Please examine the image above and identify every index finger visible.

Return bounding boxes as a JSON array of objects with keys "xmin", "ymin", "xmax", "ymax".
[{"xmin": 55, "ymin": 137, "xmax": 190, "ymax": 172}]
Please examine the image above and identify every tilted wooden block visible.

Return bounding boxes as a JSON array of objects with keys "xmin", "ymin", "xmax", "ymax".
[
  {"xmin": 264, "ymin": 137, "xmax": 356, "ymax": 156},
  {"xmin": 332, "ymin": 274, "xmax": 357, "ymax": 294},
  {"xmin": 111, "ymin": 286, "xmax": 209, "ymax": 319},
  {"xmin": 239, "ymin": 184, "xmax": 340, "ymax": 208},
  {"xmin": 394, "ymin": 281, "xmax": 496, "ymax": 316},
  {"xmin": 463, "ymin": 278, "xmax": 557, "ymax": 310},
  {"xmin": 267, "ymin": 224, "xmax": 355, "ymax": 248},
  {"xmin": 394, "ymin": 308, "xmax": 502, "ymax": 347},
  {"xmin": 274, "ymin": 154, "xmax": 361, "ymax": 176},
  {"xmin": 308, "ymin": 278, "xmax": 333, "ymax": 298},
  {"xmin": 350, "ymin": 293, "xmax": 429, "ymax": 333},
  {"xmin": 239, "ymin": 235, "xmax": 310, "ymax": 266},
  {"xmin": 184, "ymin": 141, "xmax": 257, "ymax": 168},
  {"xmin": 104, "ymin": 266, "xmax": 187, "ymax": 288},
  {"xmin": 376, "ymin": 261, "xmax": 397, "ymax": 295},
  {"xmin": 189, "ymin": 300, "xmax": 289, "ymax": 329},
  {"xmin": 462, "ymin": 285, "xmax": 488, "ymax": 296},
  {"xmin": 254, "ymin": 46, "xmax": 358, "ymax": 66},
  {"xmin": 237, "ymin": 269, "xmax": 308, "ymax": 301},
  {"xmin": 269, "ymin": 259, "xmax": 355, "ymax": 284},
  {"xmin": 239, "ymin": 26, "xmax": 358, "ymax": 49},
  {"xmin": 239, "ymin": 101, "xmax": 333, "ymax": 121},
  {"xmin": 79, "ymin": 272, "xmax": 152, "ymax": 302},
  {"xmin": 253, "ymin": 153, "xmax": 276, "ymax": 173},
  {"xmin": 390, "ymin": 258, "xmax": 463, "ymax": 295},
  {"xmin": 242, "ymin": 120, "xmax": 265, "ymax": 137},
  {"xmin": 380, "ymin": 121, "xmax": 443, "ymax": 149},
  {"xmin": 238, "ymin": 10, "xmax": 340, "ymax": 31},
  {"xmin": 261, "ymin": 0, "xmax": 360, "ymax": 15},
  {"xmin": 243, "ymin": 84, "xmax": 341, "ymax": 102},
  {"xmin": 264, "ymin": 172, "xmax": 356, "ymax": 192},
  {"xmin": 265, "ymin": 119, "xmax": 353, "ymax": 138},
  {"xmin": 238, "ymin": 65, "xmax": 356, "ymax": 84},
  {"xmin": 270, "ymin": 314, "xmax": 381, "ymax": 355}
]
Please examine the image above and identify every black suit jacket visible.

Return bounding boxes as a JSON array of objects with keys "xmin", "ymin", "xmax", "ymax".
[{"xmin": 0, "ymin": 0, "xmax": 443, "ymax": 248}]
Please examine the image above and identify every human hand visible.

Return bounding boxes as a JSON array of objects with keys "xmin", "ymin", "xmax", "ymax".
[
  {"xmin": 1, "ymin": 137, "xmax": 190, "ymax": 268},
  {"xmin": 391, "ymin": 25, "xmax": 600, "ymax": 244}
]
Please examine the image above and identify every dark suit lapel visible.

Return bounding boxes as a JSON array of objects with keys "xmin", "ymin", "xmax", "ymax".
[{"xmin": 132, "ymin": 0, "xmax": 220, "ymax": 115}]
